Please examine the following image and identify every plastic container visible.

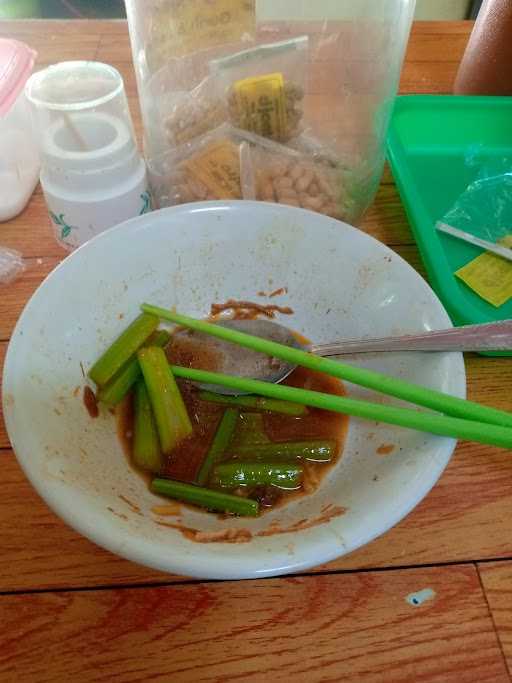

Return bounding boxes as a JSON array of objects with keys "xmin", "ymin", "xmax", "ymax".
[
  {"xmin": 0, "ymin": 38, "xmax": 40, "ymax": 222},
  {"xmin": 25, "ymin": 61, "xmax": 151, "ymax": 250},
  {"xmin": 387, "ymin": 94, "xmax": 512, "ymax": 355},
  {"xmin": 125, "ymin": 0, "xmax": 416, "ymax": 222}
]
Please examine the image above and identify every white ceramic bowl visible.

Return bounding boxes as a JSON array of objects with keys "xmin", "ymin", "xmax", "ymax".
[{"xmin": 2, "ymin": 201, "xmax": 466, "ymax": 579}]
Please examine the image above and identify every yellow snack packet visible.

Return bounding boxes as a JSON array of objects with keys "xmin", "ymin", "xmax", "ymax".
[
  {"xmin": 232, "ymin": 73, "xmax": 288, "ymax": 141},
  {"xmin": 183, "ymin": 139, "xmax": 241, "ymax": 199},
  {"xmin": 455, "ymin": 235, "xmax": 512, "ymax": 308}
]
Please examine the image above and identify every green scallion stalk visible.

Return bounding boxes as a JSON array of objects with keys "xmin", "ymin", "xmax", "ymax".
[
  {"xmin": 89, "ymin": 313, "xmax": 159, "ymax": 387},
  {"xmin": 97, "ymin": 330, "xmax": 170, "ymax": 406},
  {"xmin": 151, "ymin": 478, "xmax": 259, "ymax": 516},
  {"xmin": 138, "ymin": 347, "xmax": 192, "ymax": 454},
  {"xmin": 211, "ymin": 462, "xmax": 303, "ymax": 490},
  {"xmin": 197, "ymin": 408, "xmax": 238, "ymax": 486},
  {"xmin": 199, "ymin": 391, "xmax": 306, "ymax": 416},
  {"xmin": 232, "ymin": 440, "xmax": 335, "ymax": 462},
  {"xmin": 133, "ymin": 380, "xmax": 162, "ymax": 473}
]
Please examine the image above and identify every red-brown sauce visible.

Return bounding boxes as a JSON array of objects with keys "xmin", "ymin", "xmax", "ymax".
[{"xmin": 83, "ymin": 386, "xmax": 99, "ymax": 418}]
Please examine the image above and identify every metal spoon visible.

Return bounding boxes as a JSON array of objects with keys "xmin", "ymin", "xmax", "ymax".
[{"xmin": 170, "ymin": 318, "xmax": 512, "ymax": 395}]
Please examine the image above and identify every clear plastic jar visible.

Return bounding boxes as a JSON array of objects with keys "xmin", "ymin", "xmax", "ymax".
[
  {"xmin": 125, "ymin": 0, "xmax": 416, "ymax": 223},
  {"xmin": 0, "ymin": 38, "xmax": 40, "ymax": 222}
]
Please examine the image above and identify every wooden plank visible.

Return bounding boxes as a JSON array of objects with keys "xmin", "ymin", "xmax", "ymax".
[
  {"xmin": 411, "ymin": 21, "xmax": 473, "ymax": 35},
  {"xmin": 0, "ymin": 565, "xmax": 507, "ymax": 683},
  {"xmin": 0, "ymin": 343, "xmax": 6, "ymax": 448},
  {"xmin": 0, "ymin": 196, "xmax": 66, "ymax": 259},
  {"xmin": 0, "ymin": 19, "xmax": 124, "ymax": 37},
  {"xmin": 0, "ymin": 257, "xmax": 60, "ymax": 342},
  {"xmin": 400, "ymin": 61, "xmax": 460, "ymax": 94},
  {"xmin": 405, "ymin": 31, "xmax": 469, "ymax": 62},
  {"xmin": 479, "ymin": 562, "xmax": 512, "ymax": 677},
  {"xmin": 361, "ymin": 183, "xmax": 413, "ymax": 245},
  {"xmin": 0, "ymin": 24, "xmax": 100, "ymax": 63}
]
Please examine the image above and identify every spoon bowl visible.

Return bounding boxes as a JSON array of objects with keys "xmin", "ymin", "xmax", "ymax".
[{"xmin": 169, "ymin": 319, "xmax": 303, "ymax": 395}]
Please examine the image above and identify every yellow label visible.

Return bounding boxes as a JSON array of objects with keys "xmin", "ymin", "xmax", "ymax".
[
  {"xmin": 455, "ymin": 235, "xmax": 512, "ymax": 308},
  {"xmin": 148, "ymin": 0, "xmax": 255, "ymax": 65},
  {"xmin": 233, "ymin": 73, "xmax": 287, "ymax": 141},
  {"xmin": 184, "ymin": 139, "xmax": 241, "ymax": 199}
]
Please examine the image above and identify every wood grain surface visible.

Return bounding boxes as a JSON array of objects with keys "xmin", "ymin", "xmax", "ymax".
[
  {"xmin": 0, "ymin": 566, "xmax": 509, "ymax": 683},
  {"xmin": 479, "ymin": 562, "xmax": 512, "ymax": 676},
  {"xmin": 1, "ymin": 18, "xmax": 512, "ymax": 682}
]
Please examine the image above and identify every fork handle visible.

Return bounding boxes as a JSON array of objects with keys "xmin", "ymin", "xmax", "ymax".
[{"xmin": 309, "ymin": 320, "xmax": 512, "ymax": 355}]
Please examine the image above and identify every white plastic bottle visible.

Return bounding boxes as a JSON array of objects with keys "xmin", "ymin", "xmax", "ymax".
[
  {"xmin": 25, "ymin": 61, "xmax": 151, "ymax": 250},
  {"xmin": 0, "ymin": 39, "xmax": 40, "ymax": 222}
]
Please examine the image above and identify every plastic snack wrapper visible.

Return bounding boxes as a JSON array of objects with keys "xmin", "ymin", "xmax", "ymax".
[
  {"xmin": 151, "ymin": 123, "xmax": 363, "ymax": 223},
  {"xmin": 163, "ymin": 75, "xmax": 228, "ymax": 148},
  {"xmin": 438, "ymin": 156, "xmax": 512, "ymax": 307},
  {"xmin": 125, "ymin": 0, "xmax": 416, "ymax": 222},
  {"xmin": 439, "ymin": 157, "xmax": 512, "ymax": 245},
  {"xmin": 210, "ymin": 36, "xmax": 308, "ymax": 143},
  {"xmin": 0, "ymin": 247, "xmax": 25, "ymax": 285},
  {"xmin": 237, "ymin": 128, "xmax": 356, "ymax": 221},
  {"xmin": 148, "ymin": 124, "xmax": 245, "ymax": 207}
]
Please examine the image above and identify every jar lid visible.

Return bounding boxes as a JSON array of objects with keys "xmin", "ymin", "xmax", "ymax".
[{"xmin": 0, "ymin": 38, "xmax": 37, "ymax": 117}]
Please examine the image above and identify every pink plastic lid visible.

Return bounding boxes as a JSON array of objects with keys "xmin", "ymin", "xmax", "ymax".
[{"xmin": 0, "ymin": 38, "xmax": 37, "ymax": 116}]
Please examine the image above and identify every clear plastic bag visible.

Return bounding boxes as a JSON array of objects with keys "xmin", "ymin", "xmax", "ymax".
[
  {"xmin": 238, "ymin": 129, "xmax": 361, "ymax": 222},
  {"xmin": 163, "ymin": 75, "xmax": 227, "ymax": 148},
  {"xmin": 210, "ymin": 36, "xmax": 308, "ymax": 142},
  {"xmin": 438, "ymin": 156, "xmax": 512, "ymax": 308},
  {"xmin": 439, "ymin": 157, "xmax": 512, "ymax": 244},
  {"xmin": 0, "ymin": 247, "xmax": 25, "ymax": 285},
  {"xmin": 148, "ymin": 124, "xmax": 245, "ymax": 207}
]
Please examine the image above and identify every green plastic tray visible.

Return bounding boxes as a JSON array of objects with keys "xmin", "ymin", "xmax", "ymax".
[{"xmin": 387, "ymin": 95, "xmax": 512, "ymax": 356}]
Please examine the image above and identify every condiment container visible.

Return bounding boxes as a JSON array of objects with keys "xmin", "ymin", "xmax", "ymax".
[
  {"xmin": 25, "ymin": 61, "xmax": 151, "ymax": 250},
  {"xmin": 0, "ymin": 38, "xmax": 40, "ymax": 222}
]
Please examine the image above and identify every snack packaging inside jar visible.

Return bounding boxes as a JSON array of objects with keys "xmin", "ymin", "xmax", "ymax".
[
  {"xmin": 237, "ymin": 129, "xmax": 359, "ymax": 222},
  {"xmin": 148, "ymin": 124, "xmax": 245, "ymax": 208},
  {"xmin": 163, "ymin": 74, "xmax": 227, "ymax": 148},
  {"xmin": 209, "ymin": 36, "xmax": 308, "ymax": 143}
]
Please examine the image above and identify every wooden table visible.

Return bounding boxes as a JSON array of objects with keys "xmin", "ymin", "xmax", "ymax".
[{"xmin": 1, "ymin": 19, "xmax": 511, "ymax": 682}]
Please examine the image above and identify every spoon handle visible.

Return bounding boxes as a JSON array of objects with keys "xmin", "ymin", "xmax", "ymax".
[{"xmin": 310, "ymin": 320, "xmax": 512, "ymax": 355}]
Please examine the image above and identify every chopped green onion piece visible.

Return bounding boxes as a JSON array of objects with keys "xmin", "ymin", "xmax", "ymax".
[
  {"xmin": 232, "ymin": 440, "xmax": 335, "ymax": 462},
  {"xmin": 199, "ymin": 391, "xmax": 306, "ymax": 416},
  {"xmin": 231, "ymin": 413, "xmax": 271, "ymax": 447},
  {"xmin": 97, "ymin": 330, "xmax": 170, "ymax": 406},
  {"xmin": 89, "ymin": 313, "xmax": 159, "ymax": 387},
  {"xmin": 133, "ymin": 380, "xmax": 162, "ymax": 473},
  {"xmin": 138, "ymin": 347, "xmax": 192, "ymax": 455},
  {"xmin": 197, "ymin": 408, "xmax": 238, "ymax": 486},
  {"xmin": 152, "ymin": 478, "xmax": 259, "ymax": 516},
  {"xmin": 212, "ymin": 462, "xmax": 303, "ymax": 490}
]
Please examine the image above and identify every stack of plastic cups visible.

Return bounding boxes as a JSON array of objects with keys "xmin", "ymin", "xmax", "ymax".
[{"xmin": 25, "ymin": 61, "xmax": 151, "ymax": 250}]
